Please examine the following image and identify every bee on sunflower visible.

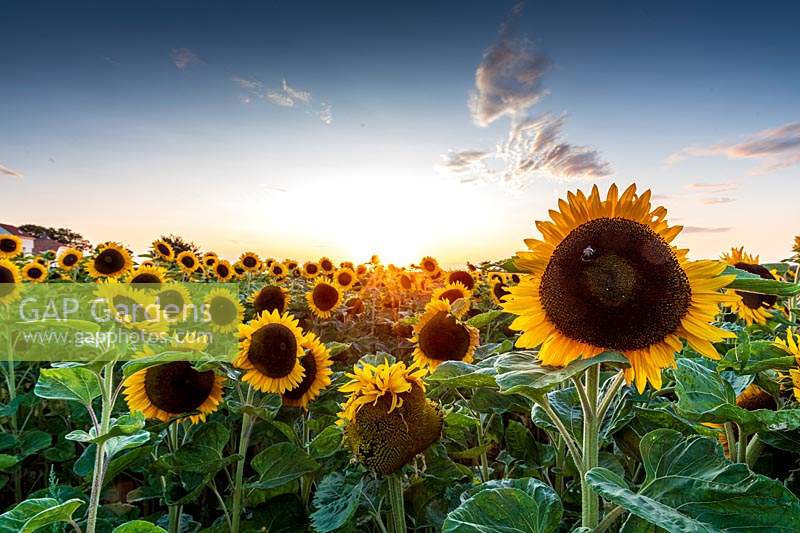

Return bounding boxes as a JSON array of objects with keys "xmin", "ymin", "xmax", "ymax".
[
  {"xmin": 306, "ymin": 278, "xmax": 342, "ymax": 319},
  {"xmin": 88, "ymin": 242, "xmax": 133, "ymax": 279},
  {"xmin": 338, "ymin": 360, "xmax": 442, "ymax": 475},
  {"xmin": 21, "ymin": 262, "xmax": 47, "ymax": 283},
  {"xmin": 412, "ymin": 299, "xmax": 479, "ymax": 369},
  {"xmin": 0, "ymin": 259, "xmax": 22, "ymax": 304},
  {"xmin": 0, "ymin": 234, "xmax": 22, "ymax": 259},
  {"xmin": 123, "ymin": 361, "xmax": 225, "ymax": 424},
  {"xmin": 176, "ymin": 251, "xmax": 200, "ymax": 275},
  {"xmin": 302, "ymin": 261, "xmax": 320, "ymax": 279},
  {"xmin": 250, "ymin": 285, "xmax": 290, "ymax": 316},
  {"xmin": 239, "ymin": 252, "xmax": 261, "ymax": 272},
  {"xmin": 57, "ymin": 248, "xmax": 83, "ymax": 271},
  {"xmin": 334, "ymin": 268, "xmax": 357, "ymax": 290},
  {"xmin": 233, "ymin": 310, "xmax": 305, "ymax": 393},
  {"xmin": 204, "ymin": 288, "xmax": 243, "ymax": 333},
  {"xmin": 431, "ymin": 282, "xmax": 472, "ymax": 318},
  {"xmin": 722, "ymin": 247, "xmax": 778, "ymax": 325},
  {"xmin": 281, "ymin": 331, "xmax": 333, "ymax": 409},
  {"xmin": 503, "ymin": 183, "xmax": 736, "ymax": 392},
  {"xmin": 127, "ymin": 264, "xmax": 167, "ymax": 285},
  {"xmin": 151, "ymin": 239, "xmax": 175, "ymax": 262}
]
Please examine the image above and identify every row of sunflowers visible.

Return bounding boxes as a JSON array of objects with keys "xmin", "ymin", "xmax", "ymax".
[{"xmin": 2, "ymin": 183, "xmax": 800, "ymax": 532}]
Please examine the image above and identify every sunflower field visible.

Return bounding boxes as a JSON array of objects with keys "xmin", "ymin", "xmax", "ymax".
[{"xmin": 3, "ymin": 183, "xmax": 800, "ymax": 533}]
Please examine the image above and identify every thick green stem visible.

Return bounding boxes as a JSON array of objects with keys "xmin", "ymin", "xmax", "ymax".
[
  {"xmin": 580, "ymin": 364, "xmax": 600, "ymax": 529},
  {"xmin": 736, "ymin": 425, "xmax": 749, "ymax": 464},
  {"xmin": 595, "ymin": 505, "xmax": 625, "ymax": 533},
  {"xmin": 746, "ymin": 434, "xmax": 764, "ymax": 468},
  {"xmin": 85, "ymin": 362, "xmax": 115, "ymax": 533},
  {"xmin": 231, "ymin": 387, "xmax": 255, "ymax": 533},
  {"xmin": 538, "ymin": 396, "xmax": 583, "ymax": 475},
  {"xmin": 386, "ymin": 473, "xmax": 406, "ymax": 533}
]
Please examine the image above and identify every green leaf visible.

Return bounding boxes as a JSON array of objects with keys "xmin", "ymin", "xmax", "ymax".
[
  {"xmin": 674, "ymin": 358, "xmax": 800, "ymax": 434},
  {"xmin": 494, "ymin": 351, "xmax": 628, "ymax": 400},
  {"xmin": 0, "ymin": 454, "xmax": 19, "ymax": 470},
  {"xmin": 718, "ymin": 340, "xmax": 797, "ymax": 374},
  {"xmin": 309, "ymin": 425, "xmax": 342, "ymax": 460},
  {"xmin": 443, "ymin": 479, "xmax": 562, "ymax": 533},
  {"xmin": 247, "ymin": 442, "xmax": 319, "ymax": 490},
  {"xmin": 18, "ymin": 431, "xmax": 51, "ymax": 459},
  {"xmin": 723, "ymin": 265, "xmax": 800, "ymax": 296},
  {"xmin": 0, "ymin": 498, "xmax": 83, "ymax": 533},
  {"xmin": 310, "ymin": 471, "xmax": 363, "ymax": 533},
  {"xmin": 427, "ymin": 361, "xmax": 498, "ymax": 389},
  {"xmin": 34, "ymin": 366, "xmax": 101, "ymax": 405},
  {"xmin": 467, "ymin": 310, "xmax": 506, "ymax": 328},
  {"xmin": 65, "ymin": 412, "xmax": 146, "ymax": 446},
  {"xmin": 586, "ymin": 428, "xmax": 800, "ymax": 532},
  {"xmin": 112, "ymin": 521, "xmax": 168, "ymax": 533}
]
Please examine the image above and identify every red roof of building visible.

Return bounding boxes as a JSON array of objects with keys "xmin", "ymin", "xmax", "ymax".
[
  {"xmin": 0, "ymin": 223, "xmax": 35, "ymax": 238},
  {"xmin": 33, "ymin": 238, "xmax": 65, "ymax": 254}
]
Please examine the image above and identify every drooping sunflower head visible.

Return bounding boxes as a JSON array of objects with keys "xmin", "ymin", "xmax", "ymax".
[
  {"xmin": 302, "ymin": 261, "xmax": 320, "ymax": 278},
  {"xmin": 0, "ymin": 259, "xmax": 22, "ymax": 304},
  {"xmin": 0, "ymin": 234, "xmax": 23, "ymax": 259},
  {"xmin": 318, "ymin": 256, "xmax": 335, "ymax": 274},
  {"xmin": 88, "ymin": 242, "xmax": 133, "ymax": 279},
  {"xmin": 127, "ymin": 264, "xmax": 167, "ymax": 285},
  {"xmin": 123, "ymin": 362, "xmax": 225, "ymax": 424},
  {"xmin": 346, "ymin": 296, "xmax": 365, "ymax": 316},
  {"xmin": 281, "ymin": 331, "xmax": 333, "ymax": 409},
  {"xmin": 232, "ymin": 261, "xmax": 246, "ymax": 278},
  {"xmin": 356, "ymin": 264, "xmax": 368, "ymax": 277},
  {"xmin": 250, "ymin": 285, "xmax": 290, "ymax": 316},
  {"xmin": 239, "ymin": 252, "xmax": 261, "ymax": 272},
  {"xmin": 339, "ymin": 360, "xmax": 441, "ymax": 475},
  {"xmin": 419, "ymin": 256, "xmax": 440, "ymax": 275},
  {"xmin": 503, "ymin": 184, "xmax": 736, "ymax": 392},
  {"xmin": 431, "ymin": 282, "xmax": 472, "ymax": 318},
  {"xmin": 152, "ymin": 239, "xmax": 175, "ymax": 261},
  {"xmin": 22, "ymin": 262, "xmax": 47, "ymax": 283},
  {"xmin": 234, "ymin": 310, "xmax": 305, "ymax": 393},
  {"xmin": 334, "ymin": 268, "xmax": 356, "ymax": 290},
  {"xmin": 397, "ymin": 271, "xmax": 416, "ymax": 291},
  {"xmin": 306, "ymin": 278, "xmax": 342, "ymax": 319},
  {"xmin": 203, "ymin": 288, "xmax": 243, "ymax": 333},
  {"xmin": 269, "ymin": 261, "xmax": 287, "ymax": 280},
  {"xmin": 722, "ymin": 247, "xmax": 777, "ymax": 325},
  {"xmin": 490, "ymin": 280, "xmax": 511, "ymax": 306},
  {"xmin": 176, "ymin": 251, "xmax": 200, "ymax": 274},
  {"xmin": 285, "ymin": 259, "xmax": 299, "ymax": 271},
  {"xmin": 57, "ymin": 248, "xmax": 83, "ymax": 271},
  {"xmin": 213, "ymin": 260, "xmax": 233, "ymax": 281},
  {"xmin": 447, "ymin": 270, "xmax": 475, "ymax": 291},
  {"xmin": 412, "ymin": 299, "xmax": 479, "ymax": 369}
]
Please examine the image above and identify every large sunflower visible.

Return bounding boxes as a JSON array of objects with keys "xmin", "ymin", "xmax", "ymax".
[
  {"xmin": 176, "ymin": 251, "xmax": 200, "ymax": 275},
  {"xmin": 306, "ymin": 278, "xmax": 341, "ymax": 319},
  {"xmin": 123, "ymin": 362, "xmax": 225, "ymax": 424},
  {"xmin": 334, "ymin": 268, "xmax": 356, "ymax": 290},
  {"xmin": 22, "ymin": 262, "xmax": 47, "ymax": 283},
  {"xmin": 57, "ymin": 248, "xmax": 83, "ymax": 271},
  {"xmin": 88, "ymin": 242, "xmax": 133, "ymax": 279},
  {"xmin": 152, "ymin": 239, "xmax": 175, "ymax": 262},
  {"xmin": 239, "ymin": 252, "xmax": 261, "ymax": 272},
  {"xmin": 250, "ymin": 285, "xmax": 290, "ymax": 316},
  {"xmin": 282, "ymin": 331, "xmax": 333, "ymax": 409},
  {"xmin": 127, "ymin": 264, "xmax": 167, "ymax": 285},
  {"xmin": 412, "ymin": 299, "xmax": 479, "ymax": 369},
  {"xmin": 431, "ymin": 282, "xmax": 472, "ymax": 318},
  {"xmin": 0, "ymin": 259, "xmax": 22, "ymax": 304},
  {"xmin": 302, "ymin": 261, "xmax": 320, "ymax": 279},
  {"xmin": 721, "ymin": 247, "xmax": 777, "ymax": 325},
  {"xmin": 0, "ymin": 234, "xmax": 23, "ymax": 259},
  {"xmin": 204, "ymin": 288, "xmax": 244, "ymax": 333},
  {"xmin": 503, "ymin": 184, "xmax": 735, "ymax": 392},
  {"xmin": 233, "ymin": 310, "xmax": 305, "ymax": 393}
]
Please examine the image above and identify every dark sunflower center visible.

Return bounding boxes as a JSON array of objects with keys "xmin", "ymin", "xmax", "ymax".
[
  {"xmin": 157, "ymin": 243, "xmax": 171, "ymax": 256},
  {"xmin": 400, "ymin": 276, "xmax": 412, "ymax": 290},
  {"xmin": 144, "ymin": 361, "xmax": 215, "ymax": 413},
  {"xmin": 95, "ymin": 249, "xmax": 125, "ymax": 275},
  {"xmin": 448, "ymin": 271, "xmax": 475, "ymax": 290},
  {"xmin": 418, "ymin": 311, "xmax": 471, "ymax": 361},
  {"xmin": 26, "ymin": 267, "xmax": 44, "ymax": 279},
  {"xmin": 337, "ymin": 272, "xmax": 353, "ymax": 286},
  {"xmin": 216, "ymin": 264, "xmax": 230, "ymax": 278},
  {"xmin": 306, "ymin": 264, "xmax": 318, "ymax": 275},
  {"xmin": 247, "ymin": 323, "xmax": 298, "ymax": 377},
  {"xmin": 282, "ymin": 352, "xmax": 317, "ymax": 400},
  {"xmin": 733, "ymin": 262, "xmax": 777, "ymax": 309},
  {"xmin": 62, "ymin": 253, "xmax": 78, "ymax": 266},
  {"xmin": 209, "ymin": 295, "xmax": 238, "ymax": 325},
  {"xmin": 181, "ymin": 255, "xmax": 196, "ymax": 268},
  {"xmin": 0, "ymin": 266, "xmax": 14, "ymax": 284},
  {"xmin": 243, "ymin": 256, "xmax": 257, "ymax": 268},
  {"xmin": 313, "ymin": 283, "xmax": 339, "ymax": 311},
  {"xmin": 438, "ymin": 289, "xmax": 464, "ymax": 305},
  {"xmin": 347, "ymin": 297, "xmax": 364, "ymax": 314},
  {"xmin": 539, "ymin": 217, "xmax": 691, "ymax": 351},
  {"xmin": 0, "ymin": 238, "xmax": 18, "ymax": 253},
  {"xmin": 157, "ymin": 289, "xmax": 185, "ymax": 316},
  {"xmin": 321, "ymin": 260, "xmax": 333, "ymax": 271},
  {"xmin": 493, "ymin": 282, "xmax": 510, "ymax": 301},
  {"xmin": 423, "ymin": 261, "xmax": 435, "ymax": 272},
  {"xmin": 130, "ymin": 273, "xmax": 161, "ymax": 284},
  {"xmin": 254, "ymin": 286, "xmax": 286, "ymax": 315}
]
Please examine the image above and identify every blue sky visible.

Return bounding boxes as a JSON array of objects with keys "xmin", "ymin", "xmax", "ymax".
[{"xmin": 3, "ymin": 0, "xmax": 799, "ymax": 264}]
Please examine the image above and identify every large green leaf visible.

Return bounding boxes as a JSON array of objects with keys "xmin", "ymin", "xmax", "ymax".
[
  {"xmin": 247, "ymin": 442, "xmax": 320, "ymax": 490},
  {"xmin": 467, "ymin": 310, "xmax": 506, "ymax": 328},
  {"xmin": 442, "ymin": 478, "xmax": 562, "ymax": 533},
  {"xmin": 34, "ymin": 367, "xmax": 101, "ymax": 406},
  {"xmin": 0, "ymin": 497, "xmax": 83, "ymax": 533},
  {"xmin": 586, "ymin": 428, "xmax": 800, "ymax": 532},
  {"xmin": 494, "ymin": 351, "xmax": 628, "ymax": 401},
  {"xmin": 112, "ymin": 521, "xmax": 167, "ymax": 532},
  {"xmin": 308, "ymin": 425, "xmax": 343, "ymax": 460},
  {"xmin": 310, "ymin": 471, "xmax": 363, "ymax": 533},
  {"xmin": 723, "ymin": 265, "xmax": 800, "ymax": 296},
  {"xmin": 674, "ymin": 358, "xmax": 800, "ymax": 434},
  {"xmin": 65, "ymin": 411, "xmax": 146, "ymax": 446},
  {"xmin": 718, "ymin": 340, "xmax": 796, "ymax": 374},
  {"xmin": 427, "ymin": 361, "xmax": 498, "ymax": 389}
]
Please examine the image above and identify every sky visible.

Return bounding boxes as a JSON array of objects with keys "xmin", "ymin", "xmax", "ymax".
[{"xmin": 2, "ymin": 0, "xmax": 799, "ymax": 266}]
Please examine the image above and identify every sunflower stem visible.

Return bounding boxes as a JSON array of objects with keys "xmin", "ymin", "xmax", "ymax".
[
  {"xmin": 86, "ymin": 361, "xmax": 115, "ymax": 533},
  {"xmin": 167, "ymin": 424, "xmax": 183, "ymax": 533},
  {"xmin": 538, "ymin": 395, "xmax": 583, "ymax": 475},
  {"xmin": 231, "ymin": 386, "xmax": 255, "ymax": 533},
  {"xmin": 746, "ymin": 433, "xmax": 764, "ymax": 468},
  {"xmin": 724, "ymin": 422, "xmax": 737, "ymax": 461},
  {"xmin": 580, "ymin": 364, "xmax": 600, "ymax": 529},
  {"xmin": 5, "ymin": 331, "xmax": 22, "ymax": 503},
  {"xmin": 386, "ymin": 473, "xmax": 406, "ymax": 533}
]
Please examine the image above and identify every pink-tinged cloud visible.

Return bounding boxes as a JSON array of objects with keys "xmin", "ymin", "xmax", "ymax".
[
  {"xmin": 700, "ymin": 197, "xmax": 736, "ymax": 205},
  {"xmin": 0, "ymin": 163, "xmax": 23, "ymax": 179},
  {"xmin": 684, "ymin": 182, "xmax": 739, "ymax": 193},
  {"xmin": 171, "ymin": 48, "xmax": 204, "ymax": 70},
  {"xmin": 681, "ymin": 226, "xmax": 731, "ymax": 234}
]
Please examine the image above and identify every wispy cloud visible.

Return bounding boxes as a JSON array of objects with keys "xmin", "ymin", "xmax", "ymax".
[
  {"xmin": 318, "ymin": 102, "xmax": 333, "ymax": 125},
  {"xmin": 438, "ymin": 2, "xmax": 609, "ymax": 186},
  {"xmin": 171, "ymin": 48, "xmax": 204, "ymax": 70},
  {"xmin": 700, "ymin": 196, "xmax": 736, "ymax": 205},
  {"xmin": 282, "ymin": 79, "xmax": 310, "ymax": 104},
  {"xmin": 682, "ymin": 226, "xmax": 731, "ymax": 234},
  {"xmin": 668, "ymin": 122, "xmax": 800, "ymax": 174},
  {"xmin": 0, "ymin": 163, "xmax": 23, "ymax": 179},
  {"xmin": 265, "ymin": 90, "xmax": 295, "ymax": 107},
  {"xmin": 232, "ymin": 77, "xmax": 332, "ymax": 124},
  {"xmin": 684, "ymin": 182, "xmax": 739, "ymax": 193},
  {"xmin": 231, "ymin": 76, "xmax": 263, "ymax": 92}
]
